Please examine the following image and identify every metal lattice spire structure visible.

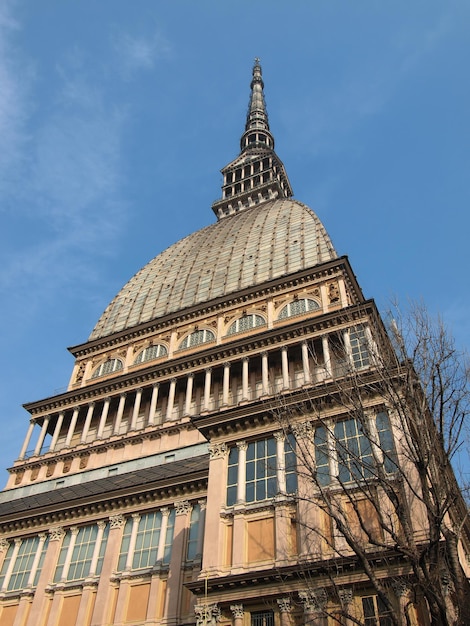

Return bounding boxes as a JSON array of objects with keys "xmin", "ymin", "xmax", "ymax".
[
  {"xmin": 240, "ymin": 58, "xmax": 275, "ymax": 152},
  {"xmin": 212, "ymin": 59, "xmax": 293, "ymax": 220}
]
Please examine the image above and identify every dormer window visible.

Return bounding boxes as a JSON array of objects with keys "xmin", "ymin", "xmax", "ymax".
[
  {"xmin": 91, "ymin": 358, "xmax": 123, "ymax": 379},
  {"xmin": 227, "ymin": 314, "xmax": 265, "ymax": 336},
  {"xmin": 278, "ymin": 298, "xmax": 320, "ymax": 320},
  {"xmin": 179, "ymin": 329, "xmax": 215, "ymax": 350},
  {"xmin": 134, "ymin": 344, "xmax": 168, "ymax": 365}
]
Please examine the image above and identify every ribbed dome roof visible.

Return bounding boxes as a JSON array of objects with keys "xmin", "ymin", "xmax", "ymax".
[{"xmin": 90, "ymin": 199, "xmax": 337, "ymax": 340}]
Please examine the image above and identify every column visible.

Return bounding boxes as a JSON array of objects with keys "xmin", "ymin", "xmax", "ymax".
[
  {"xmin": 230, "ymin": 604, "xmax": 244, "ymax": 626},
  {"xmin": 322, "ymin": 335, "xmax": 331, "ymax": 378},
  {"xmin": 277, "ymin": 597, "xmax": 292, "ymax": 626},
  {"xmin": 202, "ymin": 443, "xmax": 228, "ymax": 573},
  {"xmin": 241, "ymin": 358, "xmax": 249, "ymax": 402},
  {"xmin": 61, "ymin": 526, "xmax": 79, "ymax": 581},
  {"xmin": 65, "ymin": 407, "xmax": 79, "ymax": 447},
  {"xmin": 184, "ymin": 374, "xmax": 194, "ymax": 416},
  {"xmin": 222, "ymin": 363, "xmax": 231, "ymax": 406},
  {"xmin": 114, "ymin": 393, "xmax": 126, "ymax": 434},
  {"xmin": 343, "ymin": 329, "xmax": 353, "ymax": 368},
  {"xmin": 1, "ymin": 538, "xmax": 22, "ymax": 591},
  {"xmin": 274, "ymin": 432, "xmax": 286, "ymax": 494},
  {"xmin": 203, "ymin": 368, "xmax": 212, "ymax": 412},
  {"xmin": 90, "ymin": 515, "xmax": 126, "ymax": 626},
  {"xmin": 338, "ymin": 588, "xmax": 353, "ymax": 626},
  {"xmin": 261, "ymin": 352, "xmax": 269, "ymax": 396},
  {"xmin": 148, "ymin": 383, "xmax": 160, "ymax": 425},
  {"xmin": 166, "ymin": 502, "xmax": 190, "ymax": 621},
  {"xmin": 166, "ymin": 378, "xmax": 177, "ymax": 420},
  {"xmin": 81, "ymin": 403, "xmax": 95, "ymax": 443},
  {"xmin": 236, "ymin": 441, "xmax": 247, "ymax": 504},
  {"xmin": 125, "ymin": 514, "xmax": 141, "ymax": 570},
  {"xmin": 301, "ymin": 341, "xmax": 311, "ymax": 385},
  {"xmin": 130, "ymin": 388, "xmax": 143, "ymax": 430},
  {"xmin": 33, "ymin": 416, "xmax": 50, "ymax": 456},
  {"xmin": 19, "ymin": 419, "xmax": 36, "ymax": 459},
  {"xmin": 87, "ymin": 521, "xmax": 107, "ymax": 577},
  {"xmin": 299, "ymin": 589, "xmax": 328, "ymax": 625},
  {"xmin": 27, "ymin": 527, "xmax": 65, "ymax": 626},
  {"xmin": 97, "ymin": 398, "xmax": 111, "ymax": 439},
  {"xmin": 156, "ymin": 508, "xmax": 170, "ymax": 563},
  {"xmin": 49, "ymin": 412, "xmax": 65, "ymax": 452},
  {"xmin": 281, "ymin": 347, "xmax": 289, "ymax": 389},
  {"xmin": 25, "ymin": 533, "xmax": 47, "ymax": 587}
]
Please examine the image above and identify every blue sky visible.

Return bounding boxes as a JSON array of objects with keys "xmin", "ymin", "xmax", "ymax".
[{"xmin": 0, "ymin": 1, "xmax": 469, "ymax": 482}]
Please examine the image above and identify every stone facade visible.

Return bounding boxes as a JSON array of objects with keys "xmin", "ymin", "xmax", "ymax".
[{"xmin": 0, "ymin": 61, "xmax": 468, "ymax": 626}]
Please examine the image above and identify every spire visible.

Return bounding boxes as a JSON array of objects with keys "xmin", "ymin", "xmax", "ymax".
[
  {"xmin": 212, "ymin": 59, "xmax": 293, "ymax": 220},
  {"xmin": 240, "ymin": 59, "xmax": 275, "ymax": 152}
]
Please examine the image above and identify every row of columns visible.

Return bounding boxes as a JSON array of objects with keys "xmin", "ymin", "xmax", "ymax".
[
  {"xmin": 0, "ymin": 500, "xmax": 205, "ymax": 625},
  {"xmin": 20, "ymin": 331, "xmax": 357, "ymax": 460}
]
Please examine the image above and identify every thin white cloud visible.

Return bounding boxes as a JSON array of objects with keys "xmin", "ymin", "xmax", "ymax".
[
  {"xmin": 114, "ymin": 29, "xmax": 171, "ymax": 77},
  {"xmin": 0, "ymin": 1, "xmax": 31, "ymax": 203}
]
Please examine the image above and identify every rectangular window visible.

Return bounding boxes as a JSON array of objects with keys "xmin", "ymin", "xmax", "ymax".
[
  {"xmin": 335, "ymin": 418, "xmax": 374, "ymax": 483},
  {"xmin": 251, "ymin": 611, "xmax": 274, "ymax": 626},
  {"xmin": 227, "ymin": 446, "xmax": 239, "ymax": 507},
  {"xmin": 117, "ymin": 510, "xmax": 175, "ymax": 572},
  {"xmin": 246, "ymin": 438, "xmax": 277, "ymax": 503},
  {"xmin": 54, "ymin": 524, "xmax": 108, "ymax": 582},
  {"xmin": 186, "ymin": 504, "xmax": 201, "ymax": 561},
  {"xmin": 227, "ymin": 435, "xmax": 297, "ymax": 506},
  {"xmin": 376, "ymin": 412, "xmax": 397, "ymax": 473},
  {"xmin": 285, "ymin": 434, "xmax": 298, "ymax": 494},
  {"xmin": 0, "ymin": 536, "xmax": 48, "ymax": 591},
  {"xmin": 350, "ymin": 325, "xmax": 370, "ymax": 370},
  {"xmin": 314, "ymin": 425, "xmax": 331, "ymax": 485},
  {"xmin": 362, "ymin": 595, "xmax": 393, "ymax": 625}
]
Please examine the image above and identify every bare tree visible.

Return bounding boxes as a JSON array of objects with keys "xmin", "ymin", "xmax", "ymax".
[{"xmin": 271, "ymin": 302, "xmax": 470, "ymax": 625}]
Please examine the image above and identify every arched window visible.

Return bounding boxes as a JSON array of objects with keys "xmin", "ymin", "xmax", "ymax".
[
  {"xmin": 91, "ymin": 358, "xmax": 123, "ymax": 379},
  {"xmin": 278, "ymin": 298, "xmax": 320, "ymax": 320},
  {"xmin": 227, "ymin": 314, "xmax": 265, "ymax": 336},
  {"xmin": 134, "ymin": 344, "xmax": 168, "ymax": 365},
  {"xmin": 179, "ymin": 329, "xmax": 215, "ymax": 350}
]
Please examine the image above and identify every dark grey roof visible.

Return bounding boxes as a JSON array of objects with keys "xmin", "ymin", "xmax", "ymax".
[{"xmin": 0, "ymin": 454, "xmax": 209, "ymax": 521}]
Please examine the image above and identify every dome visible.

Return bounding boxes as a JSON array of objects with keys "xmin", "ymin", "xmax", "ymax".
[{"xmin": 90, "ymin": 199, "xmax": 337, "ymax": 340}]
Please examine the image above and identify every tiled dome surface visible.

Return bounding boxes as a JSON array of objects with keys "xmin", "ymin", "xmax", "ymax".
[{"xmin": 90, "ymin": 200, "xmax": 337, "ymax": 340}]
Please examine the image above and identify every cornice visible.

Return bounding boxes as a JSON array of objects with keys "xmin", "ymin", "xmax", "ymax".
[
  {"xmin": 68, "ymin": 255, "xmax": 360, "ymax": 357},
  {"xmin": 0, "ymin": 462, "xmax": 209, "ymax": 534},
  {"xmin": 24, "ymin": 298, "xmax": 377, "ymax": 416}
]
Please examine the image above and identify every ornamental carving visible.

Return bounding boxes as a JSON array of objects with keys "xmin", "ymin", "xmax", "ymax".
[
  {"xmin": 0, "ymin": 538, "xmax": 10, "ymax": 552},
  {"xmin": 391, "ymin": 578, "xmax": 409, "ymax": 597},
  {"xmin": 79, "ymin": 455, "xmax": 89, "ymax": 469},
  {"xmin": 175, "ymin": 500, "xmax": 191, "ymax": 516},
  {"xmin": 49, "ymin": 526, "xmax": 66, "ymax": 541},
  {"xmin": 338, "ymin": 588, "xmax": 353, "ymax": 606},
  {"xmin": 292, "ymin": 421, "xmax": 314, "ymax": 440},
  {"xmin": 195, "ymin": 604, "xmax": 221, "ymax": 626},
  {"xmin": 327, "ymin": 282, "xmax": 340, "ymax": 303},
  {"xmin": 209, "ymin": 442, "xmax": 228, "ymax": 459},
  {"xmin": 299, "ymin": 589, "xmax": 327, "ymax": 612},
  {"xmin": 230, "ymin": 604, "xmax": 244, "ymax": 618},
  {"xmin": 109, "ymin": 514, "xmax": 126, "ymax": 529},
  {"xmin": 277, "ymin": 597, "xmax": 292, "ymax": 613}
]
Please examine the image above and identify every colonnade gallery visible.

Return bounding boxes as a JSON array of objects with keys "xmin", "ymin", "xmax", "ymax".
[{"xmin": 0, "ymin": 62, "xmax": 468, "ymax": 626}]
